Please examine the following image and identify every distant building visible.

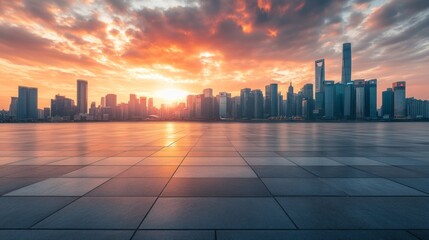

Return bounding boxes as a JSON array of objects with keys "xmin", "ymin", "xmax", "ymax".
[
  {"xmin": 252, "ymin": 89, "xmax": 264, "ymax": 119},
  {"xmin": 219, "ymin": 92, "xmax": 231, "ymax": 119},
  {"xmin": 315, "ymin": 59, "xmax": 325, "ymax": 116},
  {"xmin": 231, "ymin": 96, "xmax": 241, "ymax": 119},
  {"xmin": 324, "ymin": 80, "xmax": 335, "ymax": 119},
  {"xmin": 240, "ymin": 88, "xmax": 254, "ymax": 119},
  {"xmin": 366, "ymin": 79, "xmax": 377, "ymax": 119},
  {"xmin": 265, "ymin": 83, "xmax": 278, "ymax": 117},
  {"xmin": 77, "ymin": 79, "xmax": 88, "ymax": 114},
  {"xmin": 393, "ymin": 81, "xmax": 406, "ymax": 119},
  {"xmin": 17, "ymin": 86, "xmax": 38, "ymax": 121},
  {"xmin": 354, "ymin": 79, "xmax": 366, "ymax": 119},
  {"xmin": 8, "ymin": 97, "xmax": 18, "ymax": 118},
  {"xmin": 382, "ymin": 88, "xmax": 394, "ymax": 119},
  {"xmin": 286, "ymin": 83, "xmax": 294, "ymax": 117},
  {"xmin": 334, "ymin": 83, "xmax": 345, "ymax": 118},
  {"xmin": 344, "ymin": 82, "xmax": 355, "ymax": 119},
  {"xmin": 406, "ymin": 98, "xmax": 429, "ymax": 120},
  {"xmin": 341, "ymin": 43, "xmax": 352, "ymax": 84},
  {"xmin": 51, "ymin": 94, "xmax": 75, "ymax": 118}
]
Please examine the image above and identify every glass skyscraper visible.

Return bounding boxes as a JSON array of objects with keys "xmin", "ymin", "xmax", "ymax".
[
  {"xmin": 77, "ymin": 79, "xmax": 88, "ymax": 114},
  {"xmin": 354, "ymin": 79, "xmax": 366, "ymax": 119},
  {"xmin": 265, "ymin": 83, "xmax": 278, "ymax": 117},
  {"xmin": 324, "ymin": 80, "xmax": 335, "ymax": 119},
  {"xmin": 17, "ymin": 86, "xmax": 38, "ymax": 120},
  {"xmin": 341, "ymin": 43, "xmax": 352, "ymax": 84},
  {"xmin": 393, "ymin": 81, "xmax": 406, "ymax": 119}
]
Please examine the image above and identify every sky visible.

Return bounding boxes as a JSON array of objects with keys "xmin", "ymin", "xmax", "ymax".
[{"xmin": 0, "ymin": 0, "xmax": 428, "ymax": 109}]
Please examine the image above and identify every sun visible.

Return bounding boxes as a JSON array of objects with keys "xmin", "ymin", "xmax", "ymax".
[{"xmin": 154, "ymin": 89, "xmax": 188, "ymax": 104}]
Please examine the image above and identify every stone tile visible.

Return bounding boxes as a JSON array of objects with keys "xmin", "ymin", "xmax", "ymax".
[
  {"xmin": 217, "ymin": 230, "xmax": 419, "ymax": 240},
  {"xmin": 5, "ymin": 178, "xmax": 109, "ymax": 196},
  {"xmin": 174, "ymin": 166, "xmax": 257, "ymax": 178},
  {"xmin": 0, "ymin": 178, "xmax": 44, "ymax": 195},
  {"xmin": 302, "ymin": 166, "xmax": 376, "ymax": 178},
  {"xmin": 35, "ymin": 197, "xmax": 156, "ymax": 229},
  {"xmin": 132, "ymin": 230, "xmax": 215, "ymax": 240},
  {"xmin": 49, "ymin": 157, "xmax": 105, "ymax": 165},
  {"xmin": 182, "ymin": 157, "xmax": 247, "ymax": 166},
  {"xmin": 0, "ymin": 197, "xmax": 76, "ymax": 228},
  {"xmin": 329, "ymin": 157, "xmax": 387, "ymax": 166},
  {"xmin": 262, "ymin": 178, "xmax": 346, "ymax": 196},
  {"xmin": 118, "ymin": 166, "xmax": 177, "ymax": 177},
  {"xmin": 244, "ymin": 157, "xmax": 296, "ymax": 166},
  {"xmin": 162, "ymin": 178, "xmax": 270, "ymax": 196},
  {"xmin": 353, "ymin": 166, "xmax": 429, "ymax": 178},
  {"xmin": 62, "ymin": 166, "xmax": 129, "ymax": 178},
  {"xmin": 288, "ymin": 157, "xmax": 343, "ymax": 166},
  {"xmin": 137, "ymin": 157, "xmax": 183, "ymax": 165},
  {"xmin": 0, "ymin": 230, "xmax": 134, "ymax": 240},
  {"xmin": 92, "ymin": 157, "xmax": 144, "ymax": 165},
  {"xmin": 391, "ymin": 178, "xmax": 429, "ymax": 194},
  {"xmin": 252, "ymin": 166, "xmax": 316, "ymax": 178},
  {"xmin": 187, "ymin": 152, "xmax": 240, "ymax": 157},
  {"xmin": 321, "ymin": 178, "xmax": 426, "ymax": 196},
  {"xmin": 87, "ymin": 178, "xmax": 169, "ymax": 196},
  {"xmin": 409, "ymin": 230, "xmax": 429, "ymax": 240},
  {"xmin": 10, "ymin": 157, "xmax": 68, "ymax": 165},
  {"xmin": 141, "ymin": 197, "xmax": 295, "ymax": 229},
  {"xmin": 369, "ymin": 157, "xmax": 429, "ymax": 166},
  {"xmin": 239, "ymin": 152, "xmax": 281, "ymax": 157},
  {"xmin": 277, "ymin": 197, "xmax": 429, "ymax": 229}
]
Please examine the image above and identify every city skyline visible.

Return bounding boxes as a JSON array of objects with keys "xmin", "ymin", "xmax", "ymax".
[{"xmin": 1, "ymin": 0, "xmax": 429, "ymax": 109}]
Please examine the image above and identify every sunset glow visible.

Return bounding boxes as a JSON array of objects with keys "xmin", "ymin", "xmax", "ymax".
[{"xmin": 0, "ymin": 0, "xmax": 428, "ymax": 109}]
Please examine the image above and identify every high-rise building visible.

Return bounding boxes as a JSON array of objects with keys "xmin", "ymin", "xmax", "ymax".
[
  {"xmin": 344, "ymin": 82, "xmax": 355, "ymax": 119},
  {"xmin": 231, "ymin": 96, "xmax": 241, "ymax": 119},
  {"xmin": 100, "ymin": 97, "xmax": 105, "ymax": 107},
  {"xmin": 366, "ymin": 79, "xmax": 377, "ymax": 119},
  {"xmin": 8, "ymin": 97, "xmax": 18, "ymax": 118},
  {"xmin": 17, "ymin": 86, "xmax": 38, "ymax": 120},
  {"xmin": 393, "ymin": 81, "xmax": 406, "ymax": 119},
  {"xmin": 186, "ymin": 95, "xmax": 196, "ymax": 119},
  {"xmin": 324, "ymin": 80, "xmax": 335, "ymax": 119},
  {"xmin": 51, "ymin": 94, "xmax": 75, "ymax": 118},
  {"xmin": 240, "ymin": 88, "xmax": 254, "ymax": 119},
  {"xmin": 105, "ymin": 94, "xmax": 117, "ymax": 108},
  {"xmin": 219, "ymin": 92, "xmax": 231, "ymax": 119},
  {"xmin": 203, "ymin": 88, "xmax": 213, "ymax": 98},
  {"xmin": 140, "ymin": 97, "xmax": 147, "ymax": 118},
  {"xmin": 381, "ymin": 88, "xmax": 394, "ymax": 119},
  {"xmin": 315, "ymin": 59, "xmax": 325, "ymax": 115},
  {"xmin": 128, "ymin": 94, "xmax": 139, "ymax": 119},
  {"xmin": 354, "ymin": 79, "xmax": 366, "ymax": 119},
  {"xmin": 202, "ymin": 89, "xmax": 214, "ymax": 119},
  {"xmin": 265, "ymin": 83, "xmax": 278, "ymax": 117},
  {"xmin": 301, "ymin": 84, "xmax": 314, "ymax": 119},
  {"xmin": 295, "ymin": 92, "xmax": 303, "ymax": 118},
  {"xmin": 341, "ymin": 43, "xmax": 352, "ymax": 84},
  {"xmin": 252, "ymin": 89, "xmax": 264, "ymax": 119},
  {"xmin": 335, "ymin": 83, "xmax": 345, "ymax": 118},
  {"xmin": 148, "ymin": 98, "xmax": 154, "ymax": 115},
  {"xmin": 77, "ymin": 79, "xmax": 88, "ymax": 114},
  {"xmin": 286, "ymin": 82, "xmax": 295, "ymax": 117}
]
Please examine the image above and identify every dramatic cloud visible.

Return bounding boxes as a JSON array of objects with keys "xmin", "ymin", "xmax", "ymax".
[{"xmin": 0, "ymin": 0, "xmax": 428, "ymax": 108}]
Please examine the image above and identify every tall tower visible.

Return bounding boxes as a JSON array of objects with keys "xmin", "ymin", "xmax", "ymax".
[
  {"xmin": 341, "ymin": 43, "xmax": 352, "ymax": 84},
  {"xmin": 17, "ymin": 86, "xmax": 38, "ymax": 120},
  {"xmin": 286, "ymin": 82, "xmax": 294, "ymax": 117},
  {"xmin": 393, "ymin": 81, "xmax": 406, "ymax": 119},
  {"xmin": 315, "ymin": 59, "xmax": 325, "ymax": 113},
  {"xmin": 77, "ymin": 79, "xmax": 88, "ymax": 114}
]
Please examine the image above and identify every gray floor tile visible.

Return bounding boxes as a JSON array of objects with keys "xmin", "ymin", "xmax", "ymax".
[
  {"xmin": 217, "ymin": 230, "xmax": 419, "ymax": 240},
  {"xmin": 0, "ymin": 230, "xmax": 133, "ymax": 240},
  {"xmin": 0, "ymin": 178, "xmax": 44, "ymax": 195},
  {"xmin": 0, "ymin": 197, "xmax": 76, "ymax": 228},
  {"xmin": 5, "ymin": 178, "xmax": 109, "ymax": 196},
  {"xmin": 35, "ymin": 197, "xmax": 156, "ymax": 229},
  {"xmin": 353, "ymin": 166, "xmax": 429, "ymax": 178},
  {"xmin": 87, "ymin": 178, "xmax": 169, "ymax": 196},
  {"xmin": 174, "ymin": 166, "xmax": 257, "ymax": 178},
  {"xmin": 117, "ymin": 166, "xmax": 178, "ymax": 177},
  {"xmin": 391, "ymin": 178, "xmax": 429, "ymax": 194},
  {"xmin": 141, "ymin": 197, "xmax": 295, "ymax": 229},
  {"xmin": 288, "ymin": 157, "xmax": 343, "ymax": 166},
  {"xmin": 321, "ymin": 178, "xmax": 426, "ymax": 196},
  {"xmin": 277, "ymin": 197, "xmax": 429, "ymax": 229},
  {"xmin": 302, "ymin": 166, "xmax": 376, "ymax": 177},
  {"xmin": 244, "ymin": 157, "xmax": 296, "ymax": 166},
  {"xmin": 182, "ymin": 157, "xmax": 247, "ymax": 165},
  {"xmin": 262, "ymin": 178, "xmax": 346, "ymax": 196},
  {"xmin": 252, "ymin": 166, "xmax": 316, "ymax": 178},
  {"xmin": 62, "ymin": 166, "xmax": 129, "ymax": 178},
  {"xmin": 329, "ymin": 157, "xmax": 387, "ymax": 166},
  {"xmin": 133, "ymin": 230, "xmax": 215, "ymax": 240},
  {"xmin": 162, "ymin": 178, "xmax": 271, "ymax": 196},
  {"xmin": 92, "ymin": 157, "xmax": 144, "ymax": 165}
]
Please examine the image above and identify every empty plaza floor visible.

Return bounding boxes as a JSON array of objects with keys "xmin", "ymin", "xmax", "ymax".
[{"xmin": 0, "ymin": 122, "xmax": 429, "ymax": 240}]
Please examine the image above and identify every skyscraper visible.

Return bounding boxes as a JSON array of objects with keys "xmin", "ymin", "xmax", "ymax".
[
  {"xmin": 252, "ymin": 89, "xmax": 264, "ymax": 119},
  {"xmin": 382, "ymin": 88, "xmax": 394, "ymax": 119},
  {"xmin": 366, "ymin": 79, "xmax": 377, "ymax": 119},
  {"xmin": 315, "ymin": 59, "xmax": 325, "ymax": 115},
  {"xmin": 265, "ymin": 83, "xmax": 278, "ymax": 117},
  {"xmin": 354, "ymin": 79, "xmax": 366, "ymax": 119},
  {"xmin": 240, "ymin": 88, "xmax": 254, "ymax": 119},
  {"xmin": 301, "ymin": 84, "xmax": 314, "ymax": 119},
  {"xmin": 393, "ymin": 81, "xmax": 406, "ymax": 119},
  {"xmin": 77, "ymin": 79, "xmax": 88, "ymax": 114},
  {"xmin": 324, "ymin": 80, "xmax": 335, "ymax": 119},
  {"xmin": 335, "ymin": 83, "xmax": 345, "ymax": 118},
  {"xmin": 344, "ymin": 82, "xmax": 355, "ymax": 119},
  {"xmin": 105, "ymin": 94, "xmax": 117, "ymax": 108},
  {"xmin": 286, "ymin": 82, "xmax": 294, "ymax": 117},
  {"xmin": 140, "ymin": 97, "xmax": 147, "ymax": 118},
  {"xmin": 341, "ymin": 43, "xmax": 352, "ymax": 84},
  {"xmin": 219, "ymin": 92, "xmax": 231, "ymax": 119},
  {"xmin": 8, "ymin": 97, "xmax": 18, "ymax": 118},
  {"xmin": 17, "ymin": 86, "xmax": 38, "ymax": 120}
]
